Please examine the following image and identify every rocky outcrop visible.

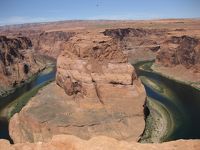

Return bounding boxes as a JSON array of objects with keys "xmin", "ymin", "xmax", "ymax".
[
  {"xmin": 9, "ymin": 31, "xmax": 146, "ymax": 143},
  {"xmin": 30, "ymin": 31, "xmax": 75, "ymax": 58},
  {"xmin": 1, "ymin": 134, "xmax": 200, "ymax": 150},
  {"xmin": 1, "ymin": 30, "xmax": 75, "ymax": 58},
  {"xmin": 6, "ymin": 30, "xmax": 75, "ymax": 58},
  {"xmin": 103, "ymin": 28, "xmax": 166, "ymax": 39},
  {"xmin": 0, "ymin": 36, "xmax": 44, "ymax": 96},
  {"xmin": 156, "ymin": 35, "xmax": 200, "ymax": 72},
  {"xmin": 103, "ymin": 28, "xmax": 166, "ymax": 63}
]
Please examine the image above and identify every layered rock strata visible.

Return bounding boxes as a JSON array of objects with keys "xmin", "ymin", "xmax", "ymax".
[
  {"xmin": 0, "ymin": 36, "xmax": 44, "ymax": 96},
  {"xmin": 9, "ymin": 31, "xmax": 146, "ymax": 143},
  {"xmin": 153, "ymin": 35, "xmax": 200, "ymax": 89},
  {"xmin": 156, "ymin": 35, "xmax": 200, "ymax": 72},
  {"xmin": 29, "ymin": 31, "xmax": 75, "ymax": 58},
  {"xmin": 103, "ymin": 28, "xmax": 167, "ymax": 64},
  {"xmin": 6, "ymin": 30, "xmax": 75, "ymax": 58}
]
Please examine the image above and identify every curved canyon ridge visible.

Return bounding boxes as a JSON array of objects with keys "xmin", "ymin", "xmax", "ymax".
[
  {"xmin": 9, "ymin": 30, "xmax": 146, "ymax": 143},
  {"xmin": 0, "ymin": 19, "xmax": 200, "ymax": 149}
]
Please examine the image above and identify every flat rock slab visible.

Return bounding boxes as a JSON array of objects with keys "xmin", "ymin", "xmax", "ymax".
[
  {"xmin": 1, "ymin": 135, "xmax": 200, "ymax": 150},
  {"xmin": 9, "ymin": 82, "xmax": 145, "ymax": 143}
]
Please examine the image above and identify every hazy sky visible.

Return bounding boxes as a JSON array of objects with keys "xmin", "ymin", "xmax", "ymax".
[{"xmin": 0, "ymin": 0, "xmax": 200, "ymax": 25}]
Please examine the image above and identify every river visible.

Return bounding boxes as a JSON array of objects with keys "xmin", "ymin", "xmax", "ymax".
[
  {"xmin": 0, "ymin": 64, "xmax": 56, "ymax": 142},
  {"xmin": 134, "ymin": 61, "xmax": 200, "ymax": 143},
  {"xmin": 0, "ymin": 61, "xmax": 199, "ymax": 143}
]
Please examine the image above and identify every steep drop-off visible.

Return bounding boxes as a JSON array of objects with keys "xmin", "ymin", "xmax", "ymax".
[
  {"xmin": 153, "ymin": 35, "xmax": 200, "ymax": 89},
  {"xmin": 156, "ymin": 35, "xmax": 200, "ymax": 72},
  {"xmin": 29, "ymin": 31, "xmax": 75, "ymax": 58},
  {"xmin": 103, "ymin": 28, "xmax": 167, "ymax": 63},
  {"xmin": 9, "ymin": 31, "xmax": 146, "ymax": 143},
  {"xmin": 0, "ymin": 36, "xmax": 44, "ymax": 96}
]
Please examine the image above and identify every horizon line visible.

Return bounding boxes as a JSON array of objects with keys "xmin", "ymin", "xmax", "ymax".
[{"xmin": 0, "ymin": 17, "xmax": 200, "ymax": 27}]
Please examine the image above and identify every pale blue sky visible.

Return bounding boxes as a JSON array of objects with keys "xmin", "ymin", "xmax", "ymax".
[{"xmin": 0, "ymin": 0, "xmax": 200, "ymax": 25}]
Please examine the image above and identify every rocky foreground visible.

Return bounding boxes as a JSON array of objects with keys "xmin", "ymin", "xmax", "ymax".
[{"xmin": 1, "ymin": 134, "xmax": 200, "ymax": 150}]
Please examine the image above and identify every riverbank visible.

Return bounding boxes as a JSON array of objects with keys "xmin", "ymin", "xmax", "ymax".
[
  {"xmin": 0, "ymin": 55, "xmax": 56, "ymax": 107},
  {"xmin": 140, "ymin": 97, "xmax": 173, "ymax": 143},
  {"xmin": 0, "ymin": 54, "xmax": 56, "ymax": 98},
  {"xmin": 0, "ymin": 78, "xmax": 54, "ymax": 120},
  {"xmin": 0, "ymin": 59, "xmax": 56, "ymax": 141},
  {"xmin": 134, "ymin": 61, "xmax": 200, "ymax": 143},
  {"xmin": 152, "ymin": 64, "xmax": 200, "ymax": 90}
]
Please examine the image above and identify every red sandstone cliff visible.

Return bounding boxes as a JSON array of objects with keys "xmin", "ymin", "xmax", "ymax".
[
  {"xmin": 0, "ymin": 36, "xmax": 44, "ymax": 96},
  {"xmin": 156, "ymin": 35, "xmax": 200, "ymax": 72}
]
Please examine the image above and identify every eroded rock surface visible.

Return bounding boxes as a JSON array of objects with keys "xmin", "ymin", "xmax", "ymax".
[
  {"xmin": 1, "ymin": 30, "xmax": 75, "ymax": 58},
  {"xmin": 0, "ymin": 36, "xmax": 44, "ymax": 96},
  {"xmin": 153, "ymin": 35, "xmax": 200, "ymax": 89},
  {"xmin": 29, "ymin": 31, "xmax": 75, "ymax": 58},
  {"xmin": 103, "ymin": 28, "xmax": 167, "ymax": 64},
  {"xmin": 156, "ymin": 35, "xmax": 200, "ymax": 72},
  {"xmin": 9, "ymin": 31, "xmax": 146, "ymax": 143},
  {"xmin": 1, "ymin": 134, "xmax": 200, "ymax": 150}
]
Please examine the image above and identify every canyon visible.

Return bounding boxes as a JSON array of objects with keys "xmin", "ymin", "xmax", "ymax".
[
  {"xmin": 0, "ymin": 35, "xmax": 46, "ymax": 97},
  {"xmin": 0, "ymin": 19, "xmax": 200, "ymax": 149}
]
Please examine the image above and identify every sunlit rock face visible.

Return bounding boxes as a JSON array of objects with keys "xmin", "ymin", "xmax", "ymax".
[
  {"xmin": 156, "ymin": 35, "xmax": 200, "ymax": 72},
  {"xmin": 9, "ymin": 31, "xmax": 146, "ymax": 143},
  {"xmin": 29, "ymin": 31, "xmax": 75, "ymax": 58},
  {"xmin": 1, "ymin": 135, "xmax": 200, "ymax": 150},
  {"xmin": 0, "ymin": 36, "xmax": 43, "ymax": 95},
  {"xmin": 103, "ymin": 28, "xmax": 167, "ymax": 64}
]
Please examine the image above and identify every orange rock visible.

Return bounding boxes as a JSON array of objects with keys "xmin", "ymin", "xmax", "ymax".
[{"xmin": 9, "ymin": 31, "xmax": 146, "ymax": 144}]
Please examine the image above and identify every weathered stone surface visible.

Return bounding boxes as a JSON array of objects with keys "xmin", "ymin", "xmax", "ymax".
[
  {"xmin": 156, "ymin": 35, "xmax": 200, "ymax": 72},
  {"xmin": 9, "ymin": 81, "xmax": 145, "ymax": 143},
  {"xmin": 9, "ymin": 31, "xmax": 146, "ymax": 143},
  {"xmin": 1, "ymin": 134, "xmax": 200, "ymax": 150},
  {"xmin": 56, "ymin": 31, "xmax": 136, "ymax": 99},
  {"xmin": 103, "ymin": 28, "xmax": 167, "ymax": 64},
  {"xmin": 1, "ymin": 30, "xmax": 75, "ymax": 58},
  {"xmin": 30, "ymin": 31, "xmax": 75, "ymax": 58},
  {"xmin": 0, "ymin": 36, "xmax": 44, "ymax": 95},
  {"xmin": 152, "ymin": 35, "xmax": 200, "ymax": 88}
]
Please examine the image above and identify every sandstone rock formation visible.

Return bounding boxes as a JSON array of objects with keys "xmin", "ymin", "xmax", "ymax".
[
  {"xmin": 103, "ymin": 28, "xmax": 166, "ymax": 64},
  {"xmin": 9, "ymin": 31, "xmax": 146, "ymax": 143},
  {"xmin": 156, "ymin": 35, "xmax": 200, "ymax": 72},
  {"xmin": 0, "ymin": 36, "xmax": 44, "ymax": 96},
  {"xmin": 1, "ymin": 134, "xmax": 200, "ymax": 150},
  {"xmin": 152, "ymin": 35, "xmax": 200, "ymax": 89},
  {"xmin": 29, "ymin": 31, "xmax": 75, "ymax": 58},
  {"xmin": 2, "ymin": 30, "xmax": 75, "ymax": 58}
]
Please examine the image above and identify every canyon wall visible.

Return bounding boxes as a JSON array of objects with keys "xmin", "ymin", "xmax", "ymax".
[
  {"xmin": 103, "ymin": 28, "xmax": 166, "ymax": 64},
  {"xmin": 29, "ymin": 31, "xmax": 75, "ymax": 58},
  {"xmin": 156, "ymin": 35, "xmax": 200, "ymax": 72},
  {"xmin": 0, "ymin": 36, "xmax": 44, "ymax": 96},
  {"xmin": 1, "ymin": 30, "xmax": 75, "ymax": 58},
  {"xmin": 152, "ymin": 35, "xmax": 200, "ymax": 89}
]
